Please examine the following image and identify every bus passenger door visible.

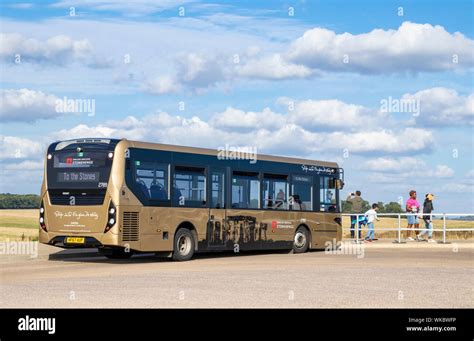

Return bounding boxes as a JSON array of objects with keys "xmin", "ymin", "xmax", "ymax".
[{"xmin": 207, "ymin": 168, "xmax": 228, "ymax": 249}]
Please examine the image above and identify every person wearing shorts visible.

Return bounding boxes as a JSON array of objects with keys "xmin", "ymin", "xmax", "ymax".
[{"xmin": 405, "ymin": 190, "xmax": 420, "ymax": 241}]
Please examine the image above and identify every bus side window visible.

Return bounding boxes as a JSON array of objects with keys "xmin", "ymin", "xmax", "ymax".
[
  {"xmin": 134, "ymin": 162, "xmax": 169, "ymax": 201},
  {"xmin": 211, "ymin": 171, "xmax": 225, "ymax": 209},
  {"xmin": 320, "ymin": 176, "xmax": 337, "ymax": 212},
  {"xmin": 173, "ymin": 166, "xmax": 206, "ymax": 207},
  {"xmin": 232, "ymin": 171, "xmax": 259, "ymax": 209},
  {"xmin": 262, "ymin": 174, "xmax": 288, "ymax": 210},
  {"xmin": 291, "ymin": 175, "xmax": 312, "ymax": 211}
]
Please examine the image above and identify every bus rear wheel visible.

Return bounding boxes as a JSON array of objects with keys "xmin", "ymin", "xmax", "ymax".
[
  {"xmin": 293, "ymin": 227, "xmax": 309, "ymax": 253},
  {"xmin": 172, "ymin": 228, "xmax": 195, "ymax": 261}
]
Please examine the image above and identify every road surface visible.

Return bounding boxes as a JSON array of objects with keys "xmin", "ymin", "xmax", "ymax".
[{"xmin": 1, "ymin": 240, "xmax": 472, "ymax": 308}]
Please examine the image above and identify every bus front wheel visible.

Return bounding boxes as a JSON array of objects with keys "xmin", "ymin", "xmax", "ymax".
[
  {"xmin": 172, "ymin": 228, "xmax": 195, "ymax": 261},
  {"xmin": 293, "ymin": 227, "xmax": 310, "ymax": 253}
]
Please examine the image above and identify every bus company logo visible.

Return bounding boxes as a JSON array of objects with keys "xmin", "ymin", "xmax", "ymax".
[
  {"xmin": 217, "ymin": 144, "xmax": 257, "ymax": 164},
  {"xmin": 271, "ymin": 220, "xmax": 277, "ymax": 233},
  {"xmin": 301, "ymin": 165, "xmax": 336, "ymax": 175},
  {"xmin": 271, "ymin": 220, "xmax": 293, "ymax": 232},
  {"xmin": 66, "ymin": 157, "xmax": 73, "ymax": 165},
  {"xmin": 18, "ymin": 315, "xmax": 56, "ymax": 335}
]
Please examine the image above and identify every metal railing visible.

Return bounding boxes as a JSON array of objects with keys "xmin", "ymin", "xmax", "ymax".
[{"xmin": 341, "ymin": 213, "xmax": 474, "ymax": 244}]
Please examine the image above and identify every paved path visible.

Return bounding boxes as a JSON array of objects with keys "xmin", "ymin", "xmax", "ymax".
[{"xmin": 1, "ymin": 240, "xmax": 472, "ymax": 308}]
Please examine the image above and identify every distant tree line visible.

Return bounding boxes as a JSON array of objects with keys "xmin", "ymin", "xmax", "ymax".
[
  {"xmin": 341, "ymin": 200, "xmax": 404, "ymax": 214},
  {"xmin": 0, "ymin": 193, "xmax": 41, "ymax": 209}
]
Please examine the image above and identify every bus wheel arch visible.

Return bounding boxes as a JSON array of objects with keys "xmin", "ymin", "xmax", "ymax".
[
  {"xmin": 293, "ymin": 224, "xmax": 311, "ymax": 253},
  {"xmin": 173, "ymin": 222, "xmax": 197, "ymax": 261}
]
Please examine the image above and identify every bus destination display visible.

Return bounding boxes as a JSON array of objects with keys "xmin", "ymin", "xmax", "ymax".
[{"xmin": 57, "ymin": 171, "xmax": 100, "ymax": 182}]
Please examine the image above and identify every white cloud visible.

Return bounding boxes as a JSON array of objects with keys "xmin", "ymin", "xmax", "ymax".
[
  {"xmin": 323, "ymin": 128, "xmax": 433, "ymax": 154},
  {"xmin": 211, "ymin": 107, "xmax": 285, "ymax": 131},
  {"xmin": 140, "ymin": 21, "xmax": 474, "ymax": 93},
  {"xmin": 237, "ymin": 54, "xmax": 313, "ymax": 79},
  {"xmin": 0, "ymin": 89, "xmax": 62, "ymax": 122},
  {"xmin": 440, "ymin": 183, "xmax": 473, "ymax": 193},
  {"xmin": 145, "ymin": 75, "xmax": 181, "ymax": 95},
  {"xmin": 0, "ymin": 136, "xmax": 44, "ymax": 160},
  {"xmin": 363, "ymin": 157, "xmax": 454, "ymax": 180},
  {"xmin": 288, "ymin": 21, "xmax": 474, "ymax": 74},
  {"xmin": 363, "ymin": 157, "xmax": 426, "ymax": 172},
  {"xmin": 433, "ymin": 165, "xmax": 455, "ymax": 178},
  {"xmin": 287, "ymin": 99, "xmax": 374, "ymax": 130},
  {"xmin": 0, "ymin": 33, "xmax": 108, "ymax": 67},
  {"xmin": 48, "ymin": 110, "xmax": 434, "ymax": 156},
  {"xmin": 50, "ymin": 124, "xmax": 120, "ymax": 141},
  {"xmin": 401, "ymin": 87, "xmax": 474, "ymax": 125},
  {"xmin": 176, "ymin": 53, "xmax": 228, "ymax": 91}
]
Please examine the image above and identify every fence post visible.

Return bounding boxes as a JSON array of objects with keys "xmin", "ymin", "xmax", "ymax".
[
  {"xmin": 397, "ymin": 213, "xmax": 401, "ymax": 243},
  {"xmin": 393, "ymin": 213, "xmax": 406, "ymax": 243},
  {"xmin": 442, "ymin": 213, "xmax": 447, "ymax": 244},
  {"xmin": 355, "ymin": 214, "xmax": 359, "ymax": 244}
]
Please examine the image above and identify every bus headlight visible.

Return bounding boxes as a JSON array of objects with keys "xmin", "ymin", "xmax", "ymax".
[
  {"xmin": 104, "ymin": 201, "xmax": 116, "ymax": 233},
  {"xmin": 39, "ymin": 201, "xmax": 47, "ymax": 232}
]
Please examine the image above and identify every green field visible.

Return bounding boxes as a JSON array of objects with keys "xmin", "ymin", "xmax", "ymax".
[
  {"xmin": 0, "ymin": 209, "xmax": 39, "ymax": 241},
  {"xmin": 0, "ymin": 210, "xmax": 472, "ymax": 241}
]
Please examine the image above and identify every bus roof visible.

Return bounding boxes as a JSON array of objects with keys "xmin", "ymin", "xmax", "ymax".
[{"xmin": 122, "ymin": 139, "xmax": 339, "ymax": 168}]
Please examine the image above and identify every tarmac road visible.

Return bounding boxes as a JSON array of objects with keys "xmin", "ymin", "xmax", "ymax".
[{"xmin": 1, "ymin": 240, "xmax": 472, "ymax": 308}]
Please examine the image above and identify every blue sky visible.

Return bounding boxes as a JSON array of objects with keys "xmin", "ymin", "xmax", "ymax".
[{"xmin": 0, "ymin": 0, "xmax": 473, "ymax": 213}]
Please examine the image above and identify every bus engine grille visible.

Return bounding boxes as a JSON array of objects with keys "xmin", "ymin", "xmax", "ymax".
[{"xmin": 122, "ymin": 212, "xmax": 139, "ymax": 242}]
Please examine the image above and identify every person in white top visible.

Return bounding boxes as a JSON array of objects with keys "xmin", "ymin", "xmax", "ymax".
[{"xmin": 364, "ymin": 203, "xmax": 380, "ymax": 242}]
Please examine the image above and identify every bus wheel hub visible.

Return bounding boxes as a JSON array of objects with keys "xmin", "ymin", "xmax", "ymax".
[{"xmin": 294, "ymin": 232, "xmax": 306, "ymax": 248}]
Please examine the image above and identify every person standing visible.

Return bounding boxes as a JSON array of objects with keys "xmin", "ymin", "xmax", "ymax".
[
  {"xmin": 405, "ymin": 190, "xmax": 420, "ymax": 241},
  {"xmin": 364, "ymin": 203, "xmax": 380, "ymax": 242},
  {"xmin": 347, "ymin": 191, "xmax": 364, "ymax": 239},
  {"xmin": 418, "ymin": 194, "xmax": 436, "ymax": 242}
]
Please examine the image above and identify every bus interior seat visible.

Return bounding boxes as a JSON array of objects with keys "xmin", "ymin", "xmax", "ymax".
[
  {"xmin": 150, "ymin": 183, "xmax": 167, "ymax": 199},
  {"xmin": 173, "ymin": 187, "xmax": 182, "ymax": 203},
  {"xmin": 137, "ymin": 180, "xmax": 150, "ymax": 199}
]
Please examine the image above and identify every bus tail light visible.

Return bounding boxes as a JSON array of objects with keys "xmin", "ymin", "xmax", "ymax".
[
  {"xmin": 104, "ymin": 201, "xmax": 116, "ymax": 233},
  {"xmin": 39, "ymin": 201, "xmax": 47, "ymax": 232}
]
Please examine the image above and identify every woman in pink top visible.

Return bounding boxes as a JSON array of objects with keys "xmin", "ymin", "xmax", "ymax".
[{"xmin": 405, "ymin": 190, "xmax": 420, "ymax": 241}]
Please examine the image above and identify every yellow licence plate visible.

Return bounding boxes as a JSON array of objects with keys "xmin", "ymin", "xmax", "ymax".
[{"xmin": 65, "ymin": 237, "xmax": 85, "ymax": 244}]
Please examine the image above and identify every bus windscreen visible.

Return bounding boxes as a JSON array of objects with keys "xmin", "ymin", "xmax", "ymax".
[{"xmin": 47, "ymin": 151, "xmax": 112, "ymax": 189}]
